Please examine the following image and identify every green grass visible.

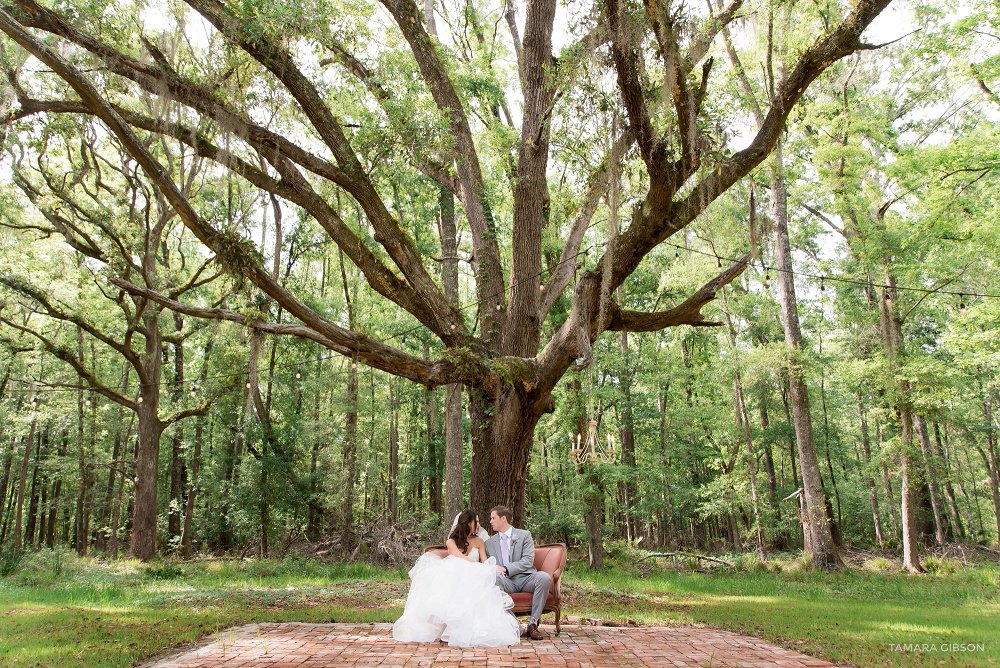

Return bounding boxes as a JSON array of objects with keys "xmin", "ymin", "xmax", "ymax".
[
  {"xmin": 564, "ymin": 555, "xmax": 999, "ymax": 667},
  {"xmin": 0, "ymin": 548, "xmax": 996, "ymax": 667}
]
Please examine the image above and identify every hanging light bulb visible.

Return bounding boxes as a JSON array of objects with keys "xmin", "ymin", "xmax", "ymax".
[
  {"xmin": 189, "ymin": 388, "xmax": 197, "ymax": 398},
  {"xmin": 674, "ymin": 251, "xmax": 680, "ymax": 260},
  {"xmin": 716, "ymin": 256, "xmax": 722, "ymax": 268},
  {"xmin": 351, "ymin": 361, "xmax": 357, "ymax": 369},
  {"xmin": 764, "ymin": 272, "xmax": 771, "ymax": 287},
  {"xmin": 820, "ymin": 278, "xmax": 825, "ymax": 292},
  {"xmin": 245, "ymin": 380, "xmax": 252, "ymax": 389},
  {"xmin": 84, "ymin": 398, "xmax": 91, "ymax": 407},
  {"xmin": 495, "ymin": 303, "xmax": 501, "ymax": 311},
  {"xmin": 137, "ymin": 395, "xmax": 144, "ymax": 404},
  {"xmin": 295, "ymin": 370, "xmax": 301, "ymax": 379},
  {"xmin": 959, "ymin": 294, "xmax": 966, "ymax": 315},
  {"xmin": 30, "ymin": 395, "xmax": 39, "ymax": 408}
]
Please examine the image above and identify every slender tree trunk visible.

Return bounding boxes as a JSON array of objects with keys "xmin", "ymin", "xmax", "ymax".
[
  {"xmin": 878, "ymin": 268, "xmax": 922, "ymax": 572},
  {"xmin": 45, "ymin": 429, "xmax": 66, "ymax": 549},
  {"xmin": 721, "ymin": 288, "xmax": 765, "ymax": 561},
  {"xmin": 658, "ymin": 382, "xmax": 676, "ymax": 546},
  {"xmin": 436, "ymin": 186, "xmax": 464, "ymax": 525},
  {"xmin": 181, "ymin": 339, "xmax": 212, "ymax": 557},
  {"xmin": 0, "ymin": 432, "xmax": 16, "ymax": 542},
  {"xmin": 977, "ymin": 401, "xmax": 1000, "ymax": 542},
  {"xmin": 915, "ymin": 415, "xmax": 946, "ymax": 545},
  {"xmin": 424, "ymin": 343, "xmax": 442, "ymax": 517},
  {"xmin": 858, "ymin": 401, "xmax": 885, "ymax": 545},
  {"xmin": 617, "ymin": 330, "xmax": 638, "ymax": 542},
  {"xmin": 771, "ymin": 140, "xmax": 841, "ymax": 570},
  {"xmin": 338, "ymin": 250, "xmax": 358, "ymax": 540},
  {"xmin": 168, "ymin": 318, "xmax": 185, "ymax": 542},
  {"xmin": 388, "ymin": 381, "xmax": 399, "ymax": 523},
  {"xmin": 306, "ymin": 367, "xmax": 325, "ymax": 541},
  {"xmin": 934, "ymin": 421, "xmax": 965, "ymax": 539},
  {"xmin": 13, "ymin": 382, "xmax": 39, "ymax": 552},
  {"xmin": 758, "ymin": 398, "xmax": 779, "ymax": 516},
  {"xmin": 23, "ymin": 429, "xmax": 43, "ymax": 547}
]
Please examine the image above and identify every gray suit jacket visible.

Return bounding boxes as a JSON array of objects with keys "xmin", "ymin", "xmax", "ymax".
[{"xmin": 484, "ymin": 527, "xmax": 536, "ymax": 586}]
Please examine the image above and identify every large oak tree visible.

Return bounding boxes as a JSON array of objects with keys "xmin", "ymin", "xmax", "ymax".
[{"xmin": 1, "ymin": 0, "xmax": 893, "ymax": 533}]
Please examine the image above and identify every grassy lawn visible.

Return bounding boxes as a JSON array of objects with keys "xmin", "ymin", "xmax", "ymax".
[{"xmin": 0, "ymin": 548, "xmax": 996, "ymax": 667}]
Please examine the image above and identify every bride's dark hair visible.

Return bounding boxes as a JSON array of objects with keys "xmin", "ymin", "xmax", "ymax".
[{"xmin": 448, "ymin": 509, "xmax": 477, "ymax": 554}]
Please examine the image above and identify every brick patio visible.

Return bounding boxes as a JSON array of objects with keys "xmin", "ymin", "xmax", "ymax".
[{"xmin": 146, "ymin": 622, "xmax": 840, "ymax": 667}]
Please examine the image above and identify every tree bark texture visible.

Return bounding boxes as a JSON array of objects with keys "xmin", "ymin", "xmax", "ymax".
[
  {"xmin": 771, "ymin": 141, "xmax": 841, "ymax": 570},
  {"xmin": 878, "ymin": 267, "xmax": 923, "ymax": 573}
]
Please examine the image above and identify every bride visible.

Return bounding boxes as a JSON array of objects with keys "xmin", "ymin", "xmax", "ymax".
[{"xmin": 392, "ymin": 509, "xmax": 520, "ymax": 647}]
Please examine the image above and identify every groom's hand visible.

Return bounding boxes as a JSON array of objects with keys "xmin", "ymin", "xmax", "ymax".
[{"xmin": 496, "ymin": 565, "xmax": 507, "ymax": 576}]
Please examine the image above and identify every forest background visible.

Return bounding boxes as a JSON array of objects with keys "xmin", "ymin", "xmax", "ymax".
[{"xmin": 0, "ymin": 0, "xmax": 998, "ymax": 579}]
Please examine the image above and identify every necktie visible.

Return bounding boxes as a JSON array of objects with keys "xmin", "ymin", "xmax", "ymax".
[{"xmin": 500, "ymin": 533, "xmax": 510, "ymax": 571}]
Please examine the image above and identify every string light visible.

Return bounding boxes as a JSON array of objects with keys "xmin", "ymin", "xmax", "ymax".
[
  {"xmin": 9, "ymin": 240, "xmax": 996, "ymax": 401},
  {"xmin": 295, "ymin": 370, "xmax": 301, "ymax": 379},
  {"xmin": 959, "ymin": 294, "xmax": 966, "ymax": 314},
  {"xmin": 137, "ymin": 395, "xmax": 143, "ymax": 404},
  {"xmin": 664, "ymin": 240, "xmax": 995, "ymax": 301}
]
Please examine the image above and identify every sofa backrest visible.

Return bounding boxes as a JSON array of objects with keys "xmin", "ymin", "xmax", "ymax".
[{"xmin": 422, "ymin": 542, "xmax": 567, "ymax": 581}]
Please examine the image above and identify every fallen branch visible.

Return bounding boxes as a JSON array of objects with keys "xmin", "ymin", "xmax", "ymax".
[{"xmin": 638, "ymin": 551, "xmax": 735, "ymax": 567}]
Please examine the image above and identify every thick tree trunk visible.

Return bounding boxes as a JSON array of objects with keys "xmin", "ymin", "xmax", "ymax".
[
  {"xmin": 467, "ymin": 387, "xmax": 549, "ymax": 527},
  {"xmin": 771, "ymin": 141, "xmax": 841, "ymax": 570},
  {"xmin": 130, "ymin": 312, "xmax": 165, "ymax": 561}
]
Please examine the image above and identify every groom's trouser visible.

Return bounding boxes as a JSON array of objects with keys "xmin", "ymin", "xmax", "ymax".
[{"xmin": 497, "ymin": 571, "xmax": 552, "ymax": 625}]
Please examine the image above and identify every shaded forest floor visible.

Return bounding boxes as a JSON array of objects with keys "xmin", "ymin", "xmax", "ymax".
[{"xmin": 0, "ymin": 547, "xmax": 996, "ymax": 667}]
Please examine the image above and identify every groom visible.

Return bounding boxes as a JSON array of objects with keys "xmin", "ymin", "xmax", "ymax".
[{"xmin": 485, "ymin": 506, "xmax": 551, "ymax": 641}]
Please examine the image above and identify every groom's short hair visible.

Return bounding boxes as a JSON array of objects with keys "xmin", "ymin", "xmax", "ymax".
[{"xmin": 491, "ymin": 506, "xmax": 512, "ymax": 522}]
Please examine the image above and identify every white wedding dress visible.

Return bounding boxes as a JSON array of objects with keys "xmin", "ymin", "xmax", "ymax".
[{"xmin": 392, "ymin": 547, "xmax": 520, "ymax": 647}]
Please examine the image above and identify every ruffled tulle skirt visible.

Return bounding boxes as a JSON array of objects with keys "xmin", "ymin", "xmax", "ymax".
[{"xmin": 392, "ymin": 553, "xmax": 520, "ymax": 647}]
